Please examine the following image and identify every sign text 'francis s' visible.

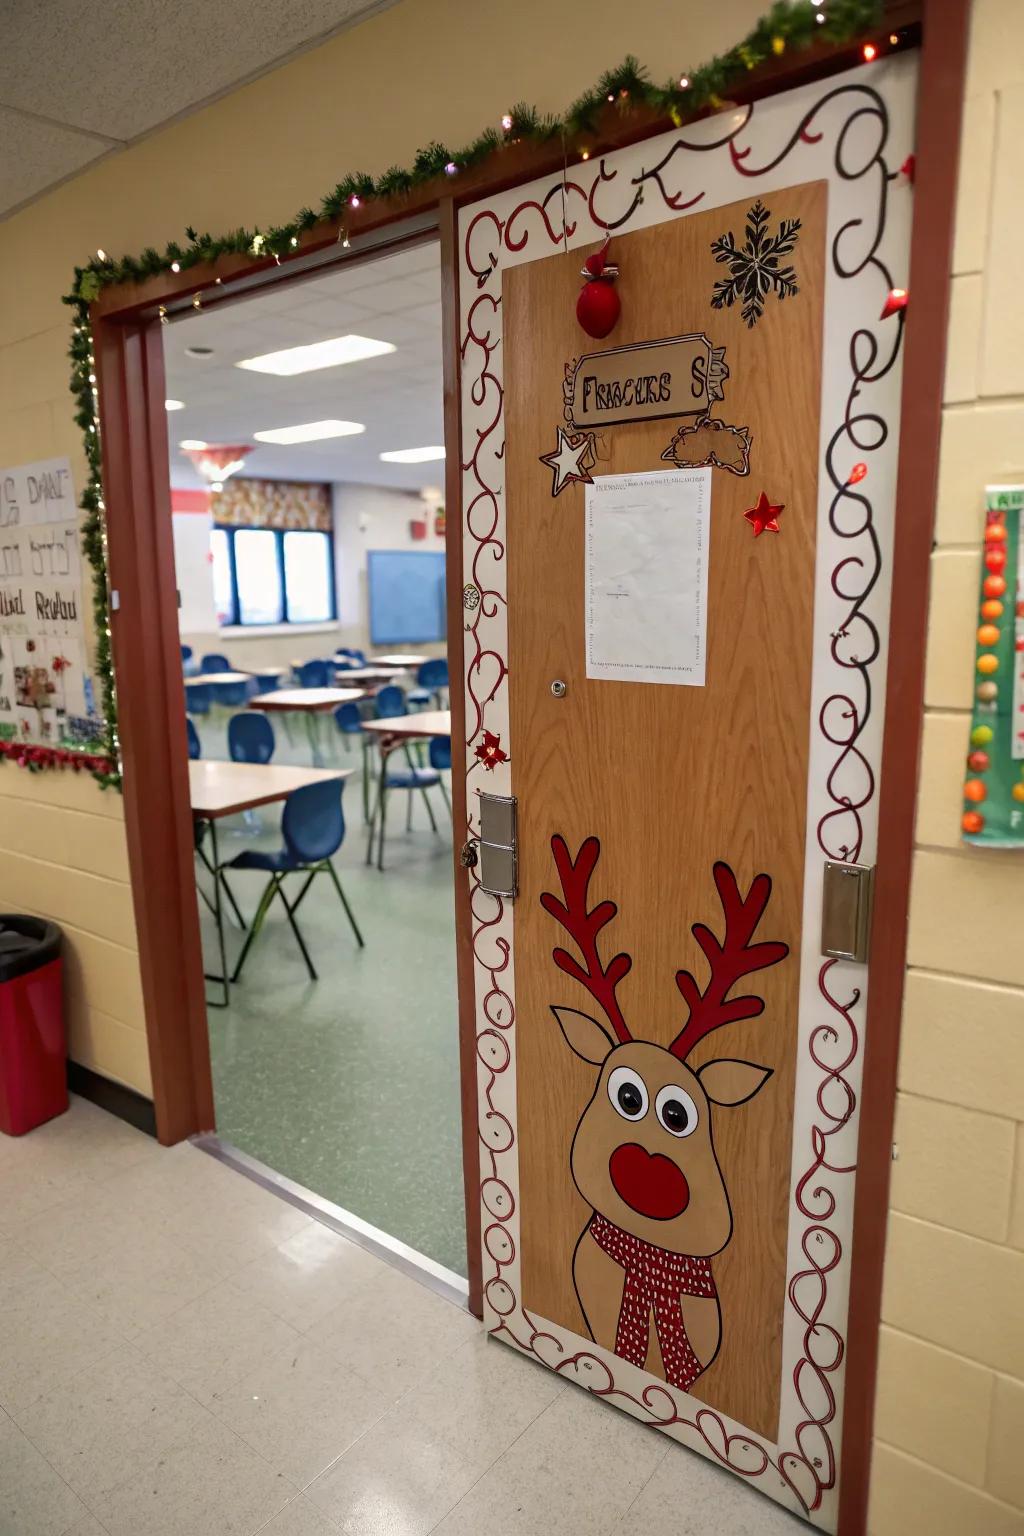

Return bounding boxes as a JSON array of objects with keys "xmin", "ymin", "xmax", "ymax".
[{"xmin": 564, "ymin": 334, "xmax": 729, "ymax": 431}]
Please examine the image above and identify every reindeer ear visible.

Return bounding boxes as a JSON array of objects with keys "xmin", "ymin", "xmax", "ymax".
[
  {"xmin": 698, "ymin": 1058, "xmax": 772, "ymax": 1106},
  {"xmin": 550, "ymin": 1007, "xmax": 617, "ymax": 1065}
]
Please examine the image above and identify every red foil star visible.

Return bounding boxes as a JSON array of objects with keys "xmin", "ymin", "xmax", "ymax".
[
  {"xmin": 743, "ymin": 491, "xmax": 784, "ymax": 537},
  {"xmin": 474, "ymin": 729, "xmax": 508, "ymax": 771}
]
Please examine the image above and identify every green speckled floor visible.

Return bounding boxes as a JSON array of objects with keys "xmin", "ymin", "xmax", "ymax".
[{"xmin": 194, "ymin": 713, "xmax": 466, "ymax": 1277}]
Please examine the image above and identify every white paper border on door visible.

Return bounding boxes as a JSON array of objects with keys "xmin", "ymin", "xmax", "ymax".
[{"xmin": 458, "ymin": 55, "xmax": 916, "ymax": 1531}]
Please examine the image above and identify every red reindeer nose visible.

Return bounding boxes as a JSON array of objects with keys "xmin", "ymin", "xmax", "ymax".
[{"xmin": 609, "ymin": 1142, "xmax": 690, "ymax": 1220}]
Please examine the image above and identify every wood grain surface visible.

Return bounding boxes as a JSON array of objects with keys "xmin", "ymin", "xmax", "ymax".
[{"xmin": 503, "ymin": 182, "xmax": 826, "ymax": 1441}]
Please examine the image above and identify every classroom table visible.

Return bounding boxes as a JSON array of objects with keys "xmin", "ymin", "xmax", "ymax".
[
  {"xmin": 362, "ymin": 711, "xmax": 452, "ymax": 866},
  {"xmin": 185, "ymin": 671, "xmax": 252, "ymax": 688},
  {"xmin": 361, "ymin": 709, "xmax": 452, "ymax": 742},
  {"xmin": 248, "ymin": 686, "xmax": 368, "ymax": 766},
  {"xmin": 330, "ymin": 665, "xmax": 404, "ymax": 685},
  {"xmin": 371, "ymin": 653, "xmax": 434, "ymax": 670},
  {"xmin": 190, "ymin": 759, "xmax": 351, "ymax": 1006}
]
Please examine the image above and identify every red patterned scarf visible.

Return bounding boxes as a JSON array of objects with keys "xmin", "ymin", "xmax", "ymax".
[{"xmin": 589, "ymin": 1212, "xmax": 716, "ymax": 1391}]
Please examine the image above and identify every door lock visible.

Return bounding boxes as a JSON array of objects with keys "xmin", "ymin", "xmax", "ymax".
[{"xmin": 550, "ymin": 679, "xmax": 567, "ymax": 698}]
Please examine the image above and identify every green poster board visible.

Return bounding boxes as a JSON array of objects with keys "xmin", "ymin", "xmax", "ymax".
[{"xmin": 962, "ymin": 485, "xmax": 1024, "ymax": 847}]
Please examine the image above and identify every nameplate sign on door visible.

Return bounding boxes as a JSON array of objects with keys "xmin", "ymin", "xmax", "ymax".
[{"xmin": 565, "ymin": 334, "xmax": 729, "ymax": 430}]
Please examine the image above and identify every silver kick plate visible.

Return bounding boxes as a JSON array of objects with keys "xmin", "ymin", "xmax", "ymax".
[
  {"xmin": 476, "ymin": 792, "xmax": 518, "ymax": 899},
  {"xmin": 820, "ymin": 860, "xmax": 875, "ymax": 963}
]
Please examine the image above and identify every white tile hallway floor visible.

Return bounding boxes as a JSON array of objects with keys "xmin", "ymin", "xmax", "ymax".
[{"xmin": 0, "ymin": 1098, "xmax": 807, "ymax": 1536}]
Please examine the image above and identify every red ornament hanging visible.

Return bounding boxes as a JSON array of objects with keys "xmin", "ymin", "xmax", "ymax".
[{"xmin": 577, "ymin": 239, "xmax": 620, "ymax": 340}]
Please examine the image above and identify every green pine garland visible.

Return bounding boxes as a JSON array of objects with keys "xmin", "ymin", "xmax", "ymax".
[{"xmin": 61, "ymin": 0, "xmax": 882, "ymax": 789}]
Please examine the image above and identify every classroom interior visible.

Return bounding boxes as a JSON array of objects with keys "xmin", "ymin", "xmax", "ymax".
[{"xmin": 166, "ymin": 241, "xmax": 465, "ymax": 1279}]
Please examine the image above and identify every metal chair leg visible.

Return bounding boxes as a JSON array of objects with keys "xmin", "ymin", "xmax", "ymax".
[
  {"xmin": 325, "ymin": 860, "xmax": 365, "ymax": 947},
  {"xmin": 419, "ymin": 783, "xmax": 439, "ymax": 833},
  {"xmin": 439, "ymin": 780, "xmax": 452, "ymax": 819},
  {"xmin": 365, "ymin": 768, "xmax": 384, "ymax": 865},
  {"xmin": 377, "ymin": 781, "xmax": 389, "ymax": 871},
  {"xmin": 276, "ymin": 879, "xmax": 318, "ymax": 981},
  {"xmin": 231, "ymin": 874, "xmax": 278, "ymax": 982},
  {"xmin": 407, "ymin": 789, "xmax": 413, "ymax": 831}
]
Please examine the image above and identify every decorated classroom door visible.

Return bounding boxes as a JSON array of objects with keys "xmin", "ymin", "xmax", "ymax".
[{"xmin": 458, "ymin": 57, "xmax": 915, "ymax": 1530}]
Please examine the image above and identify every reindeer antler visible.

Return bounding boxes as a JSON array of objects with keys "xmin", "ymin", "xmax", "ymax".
[
  {"xmin": 540, "ymin": 835, "xmax": 632, "ymax": 1044},
  {"xmin": 670, "ymin": 862, "xmax": 788, "ymax": 1061}
]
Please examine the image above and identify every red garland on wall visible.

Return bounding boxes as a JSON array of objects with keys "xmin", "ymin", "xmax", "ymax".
[{"xmin": 0, "ymin": 740, "xmax": 116, "ymax": 776}]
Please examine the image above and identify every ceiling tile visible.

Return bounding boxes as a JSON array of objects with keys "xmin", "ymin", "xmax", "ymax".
[
  {"xmin": 0, "ymin": 107, "xmax": 112, "ymax": 218},
  {"xmin": 0, "ymin": 0, "xmax": 397, "ymax": 142}
]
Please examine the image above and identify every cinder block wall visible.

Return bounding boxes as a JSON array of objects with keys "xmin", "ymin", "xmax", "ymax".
[{"xmin": 868, "ymin": 3, "xmax": 1024, "ymax": 1530}]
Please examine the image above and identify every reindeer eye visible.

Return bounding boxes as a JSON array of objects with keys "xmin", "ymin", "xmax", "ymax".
[
  {"xmin": 655, "ymin": 1085, "xmax": 699, "ymax": 1138},
  {"xmin": 607, "ymin": 1066, "xmax": 648, "ymax": 1121}
]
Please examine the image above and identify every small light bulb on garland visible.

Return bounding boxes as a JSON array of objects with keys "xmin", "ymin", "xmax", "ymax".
[
  {"xmin": 170, "ymin": 260, "xmax": 180, "ymax": 272},
  {"xmin": 349, "ymin": 195, "xmax": 361, "ymax": 209},
  {"xmin": 772, "ymin": 36, "xmax": 785, "ymax": 54},
  {"xmin": 862, "ymin": 42, "xmax": 877, "ymax": 60},
  {"xmin": 501, "ymin": 113, "xmax": 513, "ymax": 132},
  {"xmin": 96, "ymin": 248, "xmax": 107, "ymax": 261},
  {"xmin": 679, "ymin": 75, "xmax": 690, "ymax": 88},
  {"xmin": 444, "ymin": 161, "xmax": 458, "ymax": 176},
  {"xmin": 290, "ymin": 235, "xmax": 299, "ymax": 247},
  {"xmin": 880, "ymin": 287, "xmax": 908, "ymax": 320}
]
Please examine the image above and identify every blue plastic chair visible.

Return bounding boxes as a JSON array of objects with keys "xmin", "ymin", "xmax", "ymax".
[
  {"xmin": 254, "ymin": 669, "xmax": 284, "ymax": 693},
  {"xmin": 184, "ymin": 681, "xmax": 212, "ymax": 717},
  {"xmin": 228, "ymin": 711, "xmax": 275, "ymax": 764},
  {"xmin": 407, "ymin": 657, "xmax": 449, "ymax": 709},
  {"xmin": 201, "ymin": 653, "xmax": 231, "ymax": 673},
  {"xmin": 226, "ymin": 780, "xmax": 364, "ymax": 981},
  {"xmin": 374, "ymin": 684, "xmax": 407, "ymax": 719},
  {"xmin": 297, "ymin": 659, "xmax": 331, "ymax": 688},
  {"xmin": 212, "ymin": 679, "xmax": 254, "ymax": 709},
  {"xmin": 366, "ymin": 734, "xmax": 451, "ymax": 870},
  {"xmin": 181, "ymin": 644, "xmax": 194, "ymax": 665},
  {"xmin": 186, "ymin": 716, "xmax": 202, "ymax": 759},
  {"xmin": 334, "ymin": 701, "xmax": 363, "ymax": 749},
  {"xmin": 182, "ymin": 644, "xmax": 199, "ymax": 677}
]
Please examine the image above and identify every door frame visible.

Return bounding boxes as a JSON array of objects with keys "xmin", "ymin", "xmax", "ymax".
[{"xmin": 89, "ymin": 0, "xmax": 961, "ymax": 1378}]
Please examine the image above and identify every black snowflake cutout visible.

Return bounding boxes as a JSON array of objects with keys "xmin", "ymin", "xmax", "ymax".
[{"xmin": 710, "ymin": 200, "xmax": 802, "ymax": 329}]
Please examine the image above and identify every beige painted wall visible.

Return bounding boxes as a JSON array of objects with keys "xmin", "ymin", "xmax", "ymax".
[
  {"xmin": 0, "ymin": 0, "xmax": 764, "ymax": 1098},
  {"xmin": 2, "ymin": 1, "xmax": 1020, "ymax": 1527},
  {"xmin": 868, "ymin": 2, "xmax": 1024, "ymax": 1531}
]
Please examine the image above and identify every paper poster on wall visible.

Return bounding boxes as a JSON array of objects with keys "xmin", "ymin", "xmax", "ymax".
[
  {"xmin": 962, "ymin": 484, "xmax": 1024, "ymax": 847},
  {"xmin": 0, "ymin": 457, "xmax": 101, "ymax": 750},
  {"xmin": 585, "ymin": 468, "xmax": 711, "ymax": 686}
]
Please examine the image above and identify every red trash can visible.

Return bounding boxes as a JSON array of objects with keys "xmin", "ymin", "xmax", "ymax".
[{"xmin": 0, "ymin": 916, "xmax": 66, "ymax": 1136}]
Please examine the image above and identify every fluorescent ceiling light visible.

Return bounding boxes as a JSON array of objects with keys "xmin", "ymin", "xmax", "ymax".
[
  {"xmin": 253, "ymin": 420, "xmax": 365, "ymax": 445},
  {"xmin": 165, "ymin": 398, "xmax": 185, "ymax": 411},
  {"xmin": 379, "ymin": 446, "xmax": 446, "ymax": 464},
  {"xmin": 236, "ymin": 334, "xmax": 395, "ymax": 376},
  {"xmin": 179, "ymin": 438, "xmax": 208, "ymax": 450}
]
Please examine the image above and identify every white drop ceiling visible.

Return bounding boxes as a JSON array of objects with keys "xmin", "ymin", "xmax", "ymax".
[
  {"xmin": 164, "ymin": 241, "xmax": 445, "ymax": 493},
  {"xmin": 0, "ymin": 0, "xmax": 395, "ymax": 219}
]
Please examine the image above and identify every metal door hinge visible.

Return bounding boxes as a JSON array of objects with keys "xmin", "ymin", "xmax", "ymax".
[
  {"xmin": 476, "ymin": 791, "xmax": 518, "ymax": 899},
  {"xmin": 821, "ymin": 860, "xmax": 874, "ymax": 963}
]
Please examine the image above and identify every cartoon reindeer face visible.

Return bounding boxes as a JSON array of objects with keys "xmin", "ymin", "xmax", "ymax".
[{"xmin": 542, "ymin": 836, "xmax": 788, "ymax": 1259}]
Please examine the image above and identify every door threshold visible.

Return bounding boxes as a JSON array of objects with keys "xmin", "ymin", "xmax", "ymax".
[{"xmin": 192, "ymin": 1133, "xmax": 470, "ymax": 1310}]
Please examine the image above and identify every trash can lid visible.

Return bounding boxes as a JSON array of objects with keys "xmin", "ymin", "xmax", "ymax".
[{"xmin": 0, "ymin": 916, "xmax": 62, "ymax": 982}]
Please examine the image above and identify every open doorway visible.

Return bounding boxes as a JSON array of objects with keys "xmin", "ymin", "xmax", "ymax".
[{"xmin": 162, "ymin": 240, "xmax": 465, "ymax": 1279}]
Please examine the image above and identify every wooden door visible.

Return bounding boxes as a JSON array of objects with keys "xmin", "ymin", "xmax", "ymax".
[
  {"xmin": 458, "ymin": 59, "xmax": 917, "ymax": 1532},
  {"xmin": 505, "ymin": 183, "xmax": 824, "ymax": 1442}
]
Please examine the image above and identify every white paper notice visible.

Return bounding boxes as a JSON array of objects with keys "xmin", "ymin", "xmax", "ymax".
[{"xmin": 585, "ymin": 467, "xmax": 711, "ymax": 687}]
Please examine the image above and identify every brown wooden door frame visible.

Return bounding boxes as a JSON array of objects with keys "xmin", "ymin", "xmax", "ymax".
[
  {"xmin": 93, "ymin": 208, "xmax": 486, "ymax": 1309},
  {"xmin": 89, "ymin": 0, "xmax": 964, "ymax": 1454}
]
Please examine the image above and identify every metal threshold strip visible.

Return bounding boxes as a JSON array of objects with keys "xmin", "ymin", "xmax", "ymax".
[{"xmin": 192, "ymin": 1132, "xmax": 470, "ymax": 1311}]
